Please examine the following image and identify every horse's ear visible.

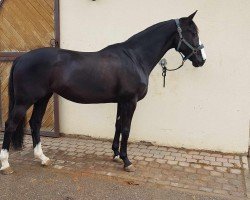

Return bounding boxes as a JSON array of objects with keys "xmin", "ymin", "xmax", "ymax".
[{"xmin": 187, "ymin": 10, "xmax": 198, "ymax": 21}]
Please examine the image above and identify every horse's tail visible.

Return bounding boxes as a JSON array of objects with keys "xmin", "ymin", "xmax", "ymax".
[{"xmin": 8, "ymin": 57, "xmax": 26, "ymax": 150}]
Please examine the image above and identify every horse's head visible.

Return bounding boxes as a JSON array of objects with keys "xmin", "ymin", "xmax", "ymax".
[{"xmin": 174, "ymin": 11, "xmax": 206, "ymax": 67}]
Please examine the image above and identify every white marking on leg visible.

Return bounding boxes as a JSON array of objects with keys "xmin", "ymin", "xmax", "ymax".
[
  {"xmin": 34, "ymin": 142, "xmax": 50, "ymax": 165},
  {"xmin": 0, "ymin": 149, "xmax": 10, "ymax": 170},
  {"xmin": 199, "ymin": 39, "xmax": 206, "ymax": 60}
]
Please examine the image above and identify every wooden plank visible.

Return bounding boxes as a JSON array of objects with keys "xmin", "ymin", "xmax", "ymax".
[
  {"xmin": 0, "ymin": 0, "xmax": 54, "ymax": 51},
  {"xmin": 0, "ymin": 0, "xmax": 58, "ymax": 137}
]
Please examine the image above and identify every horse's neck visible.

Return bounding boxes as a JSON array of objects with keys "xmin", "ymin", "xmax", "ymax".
[{"xmin": 125, "ymin": 20, "xmax": 176, "ymax": 75}]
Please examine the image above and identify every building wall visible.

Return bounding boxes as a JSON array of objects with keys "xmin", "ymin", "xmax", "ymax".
[{"xmin": 59, "ymin": 0, "xmax": 250, "ymax": 153}]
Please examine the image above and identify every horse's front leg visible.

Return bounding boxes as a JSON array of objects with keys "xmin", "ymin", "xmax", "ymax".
[
  {"xmin": 112, "ymin": 103, "xmax": 122, "ymax": 162},
  {"xmin": 119, "ymin": 99, "xmax": 137, "ymax": 172}
]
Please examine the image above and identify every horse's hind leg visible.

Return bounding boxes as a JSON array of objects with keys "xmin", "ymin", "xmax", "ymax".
[
  {"xmin": 29, "ymin": 94, "xmax": 52, "ymax": 166},
  {"xmin": 112, "ymin": 103, "xmax": 122, "ymax": 162},
  {"xmin": 0, "ymin": 103, "xmax": 30, "ymax": 174}
]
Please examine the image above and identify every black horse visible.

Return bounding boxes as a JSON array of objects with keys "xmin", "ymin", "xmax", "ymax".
[{"xmin": 0, "ymin": 12, "xmax": 205, "ymax": 174}]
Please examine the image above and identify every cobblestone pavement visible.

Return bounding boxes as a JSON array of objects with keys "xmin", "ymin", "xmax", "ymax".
[{"xmin": 1, "ymin": 135, "xmax": 249, "ymax": 199}]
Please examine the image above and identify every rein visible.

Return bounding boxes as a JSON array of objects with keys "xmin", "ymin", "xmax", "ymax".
[{"xmin": 160, "ymin": 19, "xmax": 204, "ymax": 87}]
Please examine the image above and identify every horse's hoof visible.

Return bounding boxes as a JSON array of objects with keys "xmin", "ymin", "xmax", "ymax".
[
  {"xmin": 113, "ymin": 155, "xmax": 123, "ymax": 163},
  {"xmin": 41, "ymin": 159, "xmax": 52, "ymax": 167},
  {"xmin": 0, "ymin": 167, "xmax": 14, "ymax": 175},
  {"xmin": 124, "ymin": 164, "xmax": 136, "ymax": 172}
]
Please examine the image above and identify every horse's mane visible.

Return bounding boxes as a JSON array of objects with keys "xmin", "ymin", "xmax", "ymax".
[{"xmin": 126, "ymin": 21, "xmax": 169, "ymax": 42}]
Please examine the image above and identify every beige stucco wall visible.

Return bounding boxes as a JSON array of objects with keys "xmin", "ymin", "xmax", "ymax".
[{"xmin": 59, "ymin": 0, "xmax": 250, "ymax": 153}]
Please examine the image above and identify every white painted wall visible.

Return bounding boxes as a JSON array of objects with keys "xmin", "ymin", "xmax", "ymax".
[{"xmin": 59, "ymin": 0, "xmax": 250, "ymax": 153}]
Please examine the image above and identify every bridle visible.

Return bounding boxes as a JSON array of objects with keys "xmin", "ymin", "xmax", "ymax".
[
  {"xmin": 160, "ymin": 19, "xmax": 205, "ymax": 87},
  {"xmin": 175, "ymin": 19, "xmax": 204, "ymax": 66}
]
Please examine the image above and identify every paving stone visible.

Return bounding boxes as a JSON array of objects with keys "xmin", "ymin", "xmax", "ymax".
[
  {"xmin": 234, "ymin": 155, "xmax": 240, "ymax": 160},
  {"xmin": 211, "ymin": 153, "xmax": 223, "ymax": 158},
  {"xmin": 223, "ymin": 155, "xmax": 234, "ymax": 159},
  {"xmin": 184, "ymin": 167, "xmax": 196, "ymax": 173},
  {"xmin": 175, "ymin": 150, "xmax": 184, "ymax": 154},
  {"xmin": 139, "ymin": 148, "xmax": 150, "ymax": 153},
  {"xmin": 200, "ymin": 152, "xmax": 211, "ymax": 156},
  {"xmin": 210, "ymin": 171, "xmax": 222, "ymax": 177},
  {"xmin": 147, "ymin": 146, "xmax": 158, "ymax": 150},
  {"xmin": 181, "ymin": 154, "xmax": 193, "ymax": 159},
  {"xmin": 156, "ymin": 159, "xmax": 166, "ymax": 164},
  {"xmin": 191, "ymin": 164, "xmax": 202, "ymax": 169},
  {"xmin": 198, "ymin": 160, "xmax": 210, "ymax": 165},
  {"xmin": 223, "ymin": 162, "xmax": 234, "ymax": 168},
  {"xmin": 175, "ymin": 157, "xmax": 186, "ymax": 162},
  {"xmin": 167, "ymin": 160, "xmax": 178, "ymax": 165},
  {"xmin": 242, "ymin": 156, "xmax": 248, "ymax": 164},
  {"xmin": 164, "ymin": 155, "xmax": 175, "ymax": 161},
  {"xmin": 86, "ymin": 146, "xmax": 96, "ymax": 151},
  {"xmin": 171, "ymin": 152, "xmax": 181, "ymax": 157},
  {"xmin": 203, "ymin": 166, "xmax": 214, "ymax": 171},
  {"xmin": 94, "ymin": 147, "xmax": 104, "ymax": 152},
  {"xmin": 137, "ymin": 161, "xmax": 148, "ymax": 166},
  {"xmin": 230, "ymin": 169, "xmax": 241, "ymax": 174},
  {"xmin": 104, "ymin": 152, "xmax": 113, "ymax": 157},
  {"xmin": 193, "ymin": 155, "xmax": 204, "ymax": 160},
  {"xmin": 216, "ymin": 157, "xmax": 228, "ymax": 163},
  {"xmin": 132, "ymin": 151, "xmax": 143, "ymax": 156},
  {"xmin": 149, "ymin": 150, "xmax": 161, "ymax": 154},
  {"xmin": 144, "ymin": 153, "xmax": 153, "ymax": 158},
  {"xmin": 134, "ymin": 156, "xmax": 144, "ymax": 161},
  {"xmin": 145, "ymin": 157, "xmax": 155, "ymax": 162},
  {"xmin": 67, "ymin": 152, "xmax": 77, "ymax": 156},
  {"xmin": 188, "ymin": 151, "xmax": 200, "ymax": 155},
  {"xmin": 153, "ymin": 154, "xmax": 164, "ymax": 159},
  {"xmin": 243, "ymin": 163, "xmax": 248, "ymax": 169},
  {"xmin": 168, "ymin": 148, "xmax": 178, "ymax": 153},
  {"xmin": 53, "ymin": 164, "xmax": 64, "ymax": 169},
  {"xmin": 224, "ymin": 173, "xmax": 237, "ymax": 179},
  {"xmin": 159, "ymin": 151, "xmax": 171, "ymax": 156},
  {"xmin": 95, "ymin": 151, "xmax": 105, "ymax": 156},
  {"xmin": 223, "ymin": 184, "xmax": 237, "ymax": 192},
  {"xmin": 157, "ymin": 147, "xmax": 168, "ymax": 151},
  {"xmin": 186, "ymin": 158, "xmax": 197, "ymax": 163},
  {"xmin": 210, "ymin": 161, "xmax": 222, "ymax": 166},
  {"xmin": 11, "ymin": 135, "xmax": 247, "ymax": 199},
  {"xmin": 178, "ymin": 162, "xmax": 190, "ymax": 167},
  {"xmin": 204, "ymin": 156, "xmax": 215, "ymax": 161},
  {"xmin": 216, "ymin": 167, "xmax": 228, "ymax": 173}
]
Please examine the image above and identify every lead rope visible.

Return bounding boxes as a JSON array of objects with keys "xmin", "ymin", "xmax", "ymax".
[{"xmin": 159, "ymin": 56, "xmax": 185, "ymax": 87}]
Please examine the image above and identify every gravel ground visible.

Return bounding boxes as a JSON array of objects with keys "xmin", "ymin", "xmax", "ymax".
[{"xmin": 0, "ymin": 163, "xmax": 235, "ymax": 200}]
